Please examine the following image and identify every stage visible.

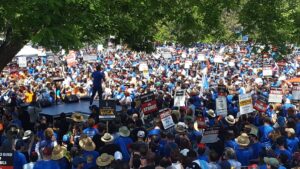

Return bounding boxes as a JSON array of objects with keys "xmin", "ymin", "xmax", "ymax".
[{"xmin": 40, "ymin": 100, "xmax": 99, "ymax": 120}]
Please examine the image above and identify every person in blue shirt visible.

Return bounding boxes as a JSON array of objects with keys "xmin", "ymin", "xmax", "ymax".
[
  {"xmin": 274, "ymin": 136, "xmax": 292, "ymax": 161},
  {"xmin": 235, "ymin": 133, "xmax": 254, "ymax": 166},
  {"xmin": 79, "ymin": 137, "xmax": 99, "ymax": 169},
  {"xmin": 114, "ymin": 126, "xmax": 133, "ymax": 161},
  {"xmin": 14, "ymin": 140, "xmax": 27, "ymax": 169},
  {"xmin": 285, "ymin": 128, "xmax": 299, "ymax": 154},
  {"xmin": 90, "ymin": 65, "xmax": 105, "ymax": 106},
  {"xmin": 83, "ymin": 118, "xmax": 99, "ymax": 138},
  {"xmin": 33, "ymin": 147, "xmax": 60, "ymax": 169},
  {"xmin": 258, "ymin": 117, "xmax": 274, "ymax": 147},
  {"xmin": 249, "ymin": 133, "xmax": 263, "ymax": 160}
]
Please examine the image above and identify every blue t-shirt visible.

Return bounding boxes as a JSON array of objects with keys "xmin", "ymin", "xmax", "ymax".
[
  {"xmin": 91, "ymin": 71, "xmax": 104, "ymax": 89},
  {"xmin": 235, "ymin": 147, "xmax": 253, "ymax": 166},
  {"xmin": 286, "ymin": 137, "xmax": 299, "ymax": 154},
  {"xmin": 274, "ymin": 148, "xmax": 292, "ymax": 161},
  {"xmin": 114, "ymin": 136, "xmax": 133, "ymax": 161},
  {"xmin": 83, "ymin": 150, "xmax": 99, "ymax": 169},
  {"xmin": 258, "ymin": 124, "xmax": 274, "ymax": 144},
  {"xmin": 83, "ymin": 127, "xmax": 99, "ymax": 138},
  {"xmin": 251, "ymin": 142, "xmax": 263, "ymax": 159},
  {"xmin": 14, "ymin": 151, "xmax": 27, "ymax": 169},
  {"xmin": 33, "ymin": 160, "xmax": 60, "ymax": 169}
]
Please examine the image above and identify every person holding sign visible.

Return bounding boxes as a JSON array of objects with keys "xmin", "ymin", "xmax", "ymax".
[{"xmin": 90, "ymin": 65, "xmax": 106, "ymax": 107}]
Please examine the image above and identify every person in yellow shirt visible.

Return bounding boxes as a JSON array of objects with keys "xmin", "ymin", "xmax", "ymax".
[{"xmin": 24, "ymin": 87, "xmax": 34, "ymax": 104}]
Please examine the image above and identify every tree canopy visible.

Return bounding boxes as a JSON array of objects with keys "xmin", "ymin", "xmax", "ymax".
[{"xmin": 1, "ymin": 0, "xmax": 300, "ymax": 70}]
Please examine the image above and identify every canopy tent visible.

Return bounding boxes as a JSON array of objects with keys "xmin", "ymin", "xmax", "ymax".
[{"xmin": 16, "ymin": 45, "xmax": 38, "ymax": 57}]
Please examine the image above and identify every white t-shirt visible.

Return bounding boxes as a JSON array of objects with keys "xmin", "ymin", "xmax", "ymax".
[{"xmin": 23, "ymin": 162, "xmax": 35, "ymax": 169}]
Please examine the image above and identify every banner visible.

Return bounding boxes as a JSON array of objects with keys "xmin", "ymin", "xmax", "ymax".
[
  {"xmin": 201, "ymin": 127, "xmax": 220, "ymax": 143},
  {"xmin": 18, "ymin": 57, "xmax": 27, "ymax": 68},
  {"xmin": 216, "ymin": 96, "xmax": 227, "ymax": 116},
  {"xmin": 83, "ymin": 55, "xmax": 97, "ymax": 61},
  {"xmin": 239, "ymin": 93, "xmax": 254, "ymax": 115},
  {"xmin": 159, "ymin": 108, "xmax": 175, "ymax": 130},
  {"xmin": 0, "ymin": 151, "xmax": 13, "ymax": 169},
  {"xmin": 254, "ymin": 94, "xmax": 268, "ymax": 112},
  {"xmin": 268, "ymin": 88, "xmax": 283, "ymax": 103},
  {"xmin": 66, "ymin": 51, "xmax": 77, "ymax": 67},
  {"xmin": 140, "ymin": 92, "xmax": 158, "ymax": 115},
  {"xmin": 174, "ymin": 90, "xmax": 186, "ymax": 107},
  {"xmin": 292, "ymin": 83, "xmax": 300, "ymax": 100},
  {"xmin": 99, "ymin": 100, "xmax": 116, "ymax": 119},
  {"xmin": 139, "ymin": 62, "xmax": 148, "ymax": 71}
]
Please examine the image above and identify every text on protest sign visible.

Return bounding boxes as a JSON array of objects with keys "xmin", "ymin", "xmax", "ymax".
[
  {"xmin": 139, "ymin": 62, "xmax": 148, "ymax": 71},
  {"xmin": 174, "ymin": 90, "xmax": 186, "ymax": 107},
  {"xmin": 216, "ymin": 96, "xmax": 228, "ymax": 116},
  {"xmin": 292, "ymin": 83, "xmax": 300, "ymax": 100},
  {"xmin": 159, "ymin": 109, "xmax": 175, "ymax": 130},
  {"xmin": 254, "ymin": 94, "xmax": 268, "ymax": 112},
  {"xmin": 0, "ymin": 151, "xmax": 13, "ymax": 169},
  {"xmin": 201, "ymin": 127, "xmax": 220, "ymax": 144},
  {"xmin": 263, "ymin": 64, "xmax": 272, "ymax": 76},
  {"xmin": 66, "ymin": 51, "xmax": 77, "ymax": 67},
  {"xmin": 99, "ymin": 100, "xmax": 116, "ymax": 120},
  {"xmin": 239, "ymin": 93, "xmax": 254, "ymax": 115},
  {"xmin": 268, "ymin": 88, "xmax": 283, "ymax": 103},
  {"xmin": 140, "ymin": 92, "xmax": 158, "ymax": 115}
]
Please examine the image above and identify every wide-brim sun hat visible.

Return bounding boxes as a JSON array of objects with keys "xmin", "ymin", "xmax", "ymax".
[
  {"xmin": 235, "ymin": 133, "xmax": 250, "ymax": 147},
  {"xmin": 101, "ymin": 133, "xmax": 114, "ymax": 143},
  {"xmin": 119, "ymin": 126, "xmax": 130, "ymax": 137},
  {"xmin": 96, "ymin": 153, "xmax": 114, "ymax": 167},
  {"xmin": 207, "ymin": 109, "xmax": 216, "ymax": 118},
  {"xmin": 22, "ymin": 130, "xmax": 33, "ymax": 140},
  {"xmin": 79, "ymin": 137, "xmax": 96, "ymax": 151},
  {"xmin": 51, "ymin": 145, "xmax": 67, "ymax": 160},
  {"xmin": 175, "ymin": 122, "xmax": 187, "ymax": 133},
  {"xmin": 225, "ymin": 115, "xmax": 236, "ymax": 125},
  {"xmin": 71, "ymin": 112, "xmax": 84, "ymax": 123}
]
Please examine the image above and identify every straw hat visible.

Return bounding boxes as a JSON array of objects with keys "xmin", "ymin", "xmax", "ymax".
[
  {"xmin": 51, "ymin": 145, "xmax": 67, "ymax": 160},
  {"xmin": 119, "ymin": 126, "xmax": 130, "ymax": 137},
  {"xmin": 101, "ymin": 133, "xmax": 114, "ymax": 143},
  {"xmin": 207, "ymin": 109, "xmax": 216, "ymax": 118},
  {"xmin": 175, "ymin": 122, "xmax": 187, "ymax": 133},
  {"xmin": 79, "ymin": 137, "xmax": 96, "ymax": 151},
  {"xmin": 235, "ymin": 133, "xmax": 250, "ymax": 147},
  {"xmin": 225, "ymin": 115, "xmax": 236, "ymax": 125},
  {"xmin": 96, "ymin": 153, "xmax": 114, "ymax": 167},
  {"xmin": 71, "ymin": 113, "xmax": 84, "ymax": 123},
  {"xmin": 194, "ymin": 119, "xmax": 206, "ymax": 131},
  {"xmin": 285, "ymin": 128, "xmax": 295, "ymax": 135}
]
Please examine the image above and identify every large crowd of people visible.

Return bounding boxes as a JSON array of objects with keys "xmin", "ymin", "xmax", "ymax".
[{"xmin": 0, "ymin": 43, "xmax": 299, "ymax": 169}]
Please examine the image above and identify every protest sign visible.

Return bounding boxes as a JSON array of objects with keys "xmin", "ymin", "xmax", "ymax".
[
  {"xmin": 214, "ymin": 55, "xmax": 223, "ymax": 63},
  {"xmin": 66, "ymin": 51, "xmax": 77, "ymax": 67},
  {"xmin": 83, "ymin": 54, "xmax": 97, "ymax": 62},
  {"xmin": 18, "ymin": 57, "xmax": 27, "ymax": 68},
  {"xmin": 140, "ymin": 92, "xmax": 158, "ymax": 115},
  {"xmin": 9, "ymin": 63, "xmax": 19, "ymax": 74},
  {"xmin": 268, "ymin": 88, "xmax": 283, "ymax": 103},
  {"xmin": 162, "ymin": 52, "xmax": 172, "ymax": 59},
  {"xmin": 159, "ymin": 108, "xmax": 175, "ymax": 130},
  {"xmin": 0, "ymin": 151, "xmax": 13, "ymax": 169},
  {"xmin": 292, "ymin": 83, "xmax": 300, "ymax": 100},
  {"xmin": 198, "ymin": 53, "xmax": 206, "ymax": 61},
  {"xmin": 239, "ymin": 93, "xmax": 254, "ymax": 115},
  {"xmin": 139, "ymin": 62, "xmax": 148, "ymax": 71},
  {"xmin": 184, "ymin": 60, "xmax": 192, "ymax": 69},
  {"xmin": 263, "ymin": 64, "xmax": 272, "ymax": 76},
  {"xmin": 254, "ymin": 94, "xmax": 268, "ymax": 112},
  {"xmin": 174, "ymin": 90, "xmax": 186, "ymax": 107},
  {"xmin": 216, "ymin": 96, "xmax": 227, "ymax": 116},
  {"xmin": 201, "ymin": 127, "xmax": 220, "ymax": 144},
  {"xmin": 99, "ymin": 100, "xmax": 116, "ymax": 120}
]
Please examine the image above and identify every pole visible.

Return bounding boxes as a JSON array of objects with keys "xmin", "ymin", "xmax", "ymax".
[{"xmin": 106, "ymin": 121, "xmax": 109, "ymax": 133}]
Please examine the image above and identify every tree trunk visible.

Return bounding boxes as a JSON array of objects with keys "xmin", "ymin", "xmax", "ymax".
[{"xmin": 0, "ymin": 41, "xmax": 24, "ymax": 72}]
